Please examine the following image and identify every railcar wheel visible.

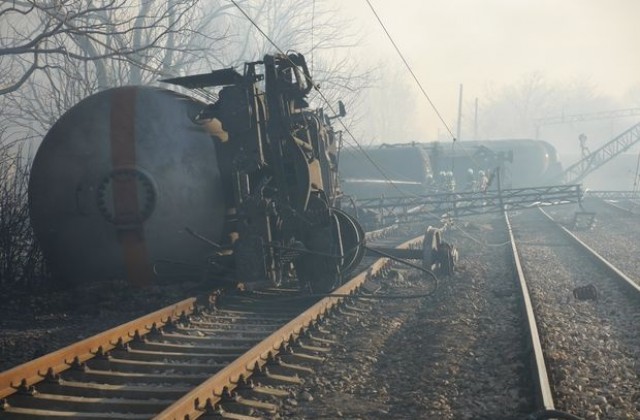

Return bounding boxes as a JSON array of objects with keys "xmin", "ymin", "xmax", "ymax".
[
  {"xmin": 422, "ymin": 226, "xmax": 457, "ymax": 275},
  {"xmin": 296, "ymin": 208, "xmax": 366, "ymax": 293},
  {"xmin": 332, "ymin": 208, "xmax": 366, "ymax": 275},
  {"xmin": 422, "ymin": 226, "xmax": 442, "ymax": 271}
]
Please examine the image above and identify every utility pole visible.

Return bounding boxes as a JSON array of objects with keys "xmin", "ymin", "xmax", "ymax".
[
  {"xmin": 474, "ymin": 97, "xmax": 478, "ymax": 140},
  {"xmin": 456, "ymin": 84, "xmax": 463, "ymax": 141}
]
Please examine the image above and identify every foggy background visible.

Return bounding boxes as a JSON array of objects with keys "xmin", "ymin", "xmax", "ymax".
[
  {"xmin": 1, "ymin": 0, "xmax": 639, "ymax": 190},
  {"xmin": 338, "ymin": 0, "xmax": 640, "ymax": 190}
]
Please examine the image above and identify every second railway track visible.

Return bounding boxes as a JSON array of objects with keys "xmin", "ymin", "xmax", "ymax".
[
  {"xmin": 4, "ymin": 209, "xmax": 640, "ymax": 419},
  {"xmin": 509, "ymin": 208, "xmax": 640, "ymax": 419}
]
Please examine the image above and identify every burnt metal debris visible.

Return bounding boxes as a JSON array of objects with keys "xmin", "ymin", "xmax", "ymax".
[{"xmin": 29, "ymin": 52, "xmax": 448, "ymax": 294}]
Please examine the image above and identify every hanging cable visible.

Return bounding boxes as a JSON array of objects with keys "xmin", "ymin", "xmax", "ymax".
[
  {"xmin": 363, "ymin": 0, "xmax": 495, "ymax": 178},
  {"xmin": 227, "ymin": 0, "xmax": 506, "ymax": 246},
  {"xmin": 311, "ymin": 0, "xmax": 316, "ymax": 75},
  {"xmin": 228, "ymin": 0, "xmax": 417, "ymax": 199},
  {"xmin": 363, "ymin": 0, "xmax": 456, "ymax": 141},
  {"xmin": 633, "ymin": 149, "xmax": 640, "ymax": 193}
]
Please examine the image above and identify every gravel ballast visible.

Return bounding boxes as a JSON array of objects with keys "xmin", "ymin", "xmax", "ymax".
[{"xmin": 511, "ymin": 208, "xmax": 640, "ymax": 419}]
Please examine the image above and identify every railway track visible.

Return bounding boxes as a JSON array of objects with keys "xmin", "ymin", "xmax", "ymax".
[
  {"xmin": 595, "ymin": 198, "xmax": 640, "ymax": 215},
  {"xmin": 507, "ymin": 208, "xmax": 640, "ymax": 419},
  {"xmin": 284, "ymin": 213, "xmax": 535, "ymax": 418},
  {"xmin": 0, "ymin": 228, "xmax": 425, "ymax": 419},
  {"xmin": 548, "ymin": 198, "xmax": 640, "ymax": 288},
  {"xmin": 4, "ymin": 208, "xmax": 639, "ymax": 419},
  {"xmin": 235, "ymin": 207, "xmax": 639, "ymax": 419}
]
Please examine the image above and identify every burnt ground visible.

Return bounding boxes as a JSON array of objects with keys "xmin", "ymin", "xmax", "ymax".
[
  {"xmin": 1, "ymin": 214, "xmax": 550, "ymax": 419},
  {"xmin": 285, "ymin": 215, "xmax": 532, "ymax": 419},
  {"xmin": 0, "ymin": 278, "xmax": 209, "ymax": 371}
]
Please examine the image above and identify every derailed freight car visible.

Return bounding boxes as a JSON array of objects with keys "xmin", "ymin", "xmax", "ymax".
[
  {"xmin": 28, "ymin": 53, "xmax": 365, "ymax": 292},
  {"xmin": 339, "ymin": 139, "xmax": 563, "ymax": 199}
]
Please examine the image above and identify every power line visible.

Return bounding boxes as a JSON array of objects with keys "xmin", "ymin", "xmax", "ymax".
[
  {"xmin": 363, "ymin": 0, "xmax": 456, "ymax": 141},
  {"xmin": 228, "ymin": 0, "xmax": 415, "ymax": 198},
  {"xmin": 311, "ymin": 0, "xmax": 316, "ymax": 74},
  {"xmin": 229, "ymin": 0, "xmax": 511, "ymax": 246}
]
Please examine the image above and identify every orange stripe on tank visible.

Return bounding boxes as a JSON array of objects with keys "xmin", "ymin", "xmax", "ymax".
[{"xmin": 110, "ymin": 87, "xmax": 153, "ymax": 287}]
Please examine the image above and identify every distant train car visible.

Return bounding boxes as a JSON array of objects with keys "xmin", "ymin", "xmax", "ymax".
[
  {"xmin": 339, "ymin": 139, "xmax": 563, "ymax": 199},
  {"xmin": 426, "ymin": 139, "xmax": 563, "ymax": 189},
  {"xmin": 339, "ymin": 144, "xmax": 433, "ymax": 199}
]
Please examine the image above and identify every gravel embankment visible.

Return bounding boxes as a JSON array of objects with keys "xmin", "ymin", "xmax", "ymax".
[
  {"xmin": 0, "ymin": 280, "xmax": 208, "ymax": 371},
  {"xmin": 287, "ymin": 215, "xmax": 533, "ymax": 419},
  {"xmin": 510, "ymin": 208, "xmax": 640, "ymax": 419},
  {"xmin": 548, "ymin": 199, "xmax": 640, "ymax": 287}
]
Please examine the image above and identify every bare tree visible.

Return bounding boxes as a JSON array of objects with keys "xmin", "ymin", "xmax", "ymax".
[
  {"xmin": 213, "ymin": 0, "xmax": 374, "ymax": 142},
  {"xmin": 1, "ymin": 0, "xmax": 238, "ymax": 139},
  {"xmin": 0, "ymin": 0, "xmax": 208, "ymax": 94},
  {"xmin": 0, "ymin": 129, "xmax": 46, "ymax": 289},
  {"xmin": 471, "ymin": 74, "xmax": 613, "ymax": 141},
  {"xmin": 0, "ymin": 0, "xmax": 238, "ymax": 290}
]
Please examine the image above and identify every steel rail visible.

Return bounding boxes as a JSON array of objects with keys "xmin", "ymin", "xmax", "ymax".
[
  {"xmin": 0, "ymin": 298, "xmax": 196, "ymax": 400},
  {"xmin": 583, "ymin": 190, "xmax": 640, "ymax": 200},
  {"xmin": 599, "ymin": 199, "xmax": 635, "ymax": 214},
  {"xmin": 155, "ymin": 235, "xmax": 422, "ymax": 420},
  {"xmin": 590, "ymin": 196, "xmax": 640, "ymax": 215},
  {"xmin": 504, "ymin": 211, "xmax": 555, "ymax": 412},
  {"xmin": 538, "ymin": 208, "xmax": 640, "ymax": 294}
]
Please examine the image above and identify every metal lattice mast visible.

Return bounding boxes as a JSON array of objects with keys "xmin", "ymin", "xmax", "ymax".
[
  {"xmin": 561, "ymin": 122, "xmax": 640, "ymax": 184},
  {"xmin": 535, "ymin": 108, "xmax": 640, "ymax": 138}
]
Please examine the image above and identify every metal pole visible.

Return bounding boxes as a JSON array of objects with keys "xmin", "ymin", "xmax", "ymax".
[
  {"xmin": 474, "ymin": 97, "xmax": 478, "ymax": 140},
  {"xmin": 456, "ymin": 84, "xmax": 463, "ymax": 141}
]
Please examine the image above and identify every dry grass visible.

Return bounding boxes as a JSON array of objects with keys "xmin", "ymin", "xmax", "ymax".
[{"xmin": 0, "ymin": 139, "xmax": 48, "ymax": 290}]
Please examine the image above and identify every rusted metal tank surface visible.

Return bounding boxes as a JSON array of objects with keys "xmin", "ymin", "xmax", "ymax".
[{"xmin": 29, "ymin": 86, "xmax": 226, "ymax": 286}]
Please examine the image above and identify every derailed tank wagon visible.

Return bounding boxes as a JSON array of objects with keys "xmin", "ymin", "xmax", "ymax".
[
  {"xmin": 29, "ymin": 53, "xmax": 366, "ymax": 292},
  {"xmin": 339, "ymin": 139, "xmax": 564, "ymax": 199}
]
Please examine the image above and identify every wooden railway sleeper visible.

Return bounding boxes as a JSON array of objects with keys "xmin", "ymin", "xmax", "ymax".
[
  {"xmin": 298, "ymin": 327, "xmax": 332, "ymax": 345},
  {"xmin": 336, "ymin": 306, "xmax": 360, "ymax": 317},
  {"xmin": 112, "ymin": 337, "xmax": 130, "ymax": 352},
  {"xmin": 92, "ymin": 346, "xmax": 111, "ymax": 361},
  {"xmin": 42, "ymin": 368, "xmax": 61, "ymax": 385},
  {"xmin": 343, "ymin": 302, "xmax": 372, "ymax": 313},
  {"xmin": 230, "ymin": 374, "xmax": 292, "ymax": 401},
  {"xmin": 297, "ymin": 341, "xmax": 331, "ymax": 353},
  {"xmin": 304, "ymin": 332, "xmax": 336, "ymax": 345},
  {"xmin": 113, "ymin": 348, "xmax": 239, "ymax": 364},
  {"xmin": 131, "ymin": 330, "xmax": 147, "ymax": 345},
  {"xmin": 202, "ymin": 404, "xmax": 263, "ymax": 420},
  {"xmin": 279, "ymin": 349, "xmax": 325, "ymax": 364},
  {"xmin": 128, "ymin": 341, "xmax": 248, "ymax": 354},
  {"xmin": 263, "ymin": 352, "xmax": 314, "ymax": 375},
  {"xmin": 218, "ymin": 386, "xmax": 279, "ymax": 413},
  {"xmin": 67, "ymin": 357, "xmax": 87, "ymax": 372},
  {"xmin": 6, "ymin": 392, "xmax": 172, "ymax": 414},
  {"xmin": 60, "ymin": 368, "xmax": 211, "ymax": 385},
  {"xmin": 250, "ymin": 362, "xmax": 302, "ymax": 386},
  {"xmin": 34, "ymin": 380, "xmax": 190, "ymax": 400},
  {"xmin": 87, "ymin": 356, "xmax": 228, "ymax": 374},
  {"xmin": 171, "ymin": 326, "xmax": 269, "ymax": 338},
  {"xmin": 276, "ymin": 342, "xmax": 325, "ymax": 364}
]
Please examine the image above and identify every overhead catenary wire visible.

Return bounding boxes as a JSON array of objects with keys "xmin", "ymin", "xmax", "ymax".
[
  {"xmin": 228, "ymin": 0, "xmax": 499, "ymax": 246},
  {"xmin": 633, "ymin": 149, "xmax": 640, "ymax": 193},
  {"xmin": 36, "ymin": 3, "xmax": 219, "ymax": 104},
  {"xmin": 363, "ymin": 0, "xmax": 456, "ymax": 141},
  {"xmin": 363, "ymin": 0, "xmax": 495, "ymax": 176},
  {"xmin": 361, "ymin": 0, "xmax": 490, "ymax": 215},
  {"xmin": 228, "ymin": 0, "xmax": 417, "ymax": 199},
  {"xmin": 311, "ymin": 0, "xmax": 316, "ymax": 75}
]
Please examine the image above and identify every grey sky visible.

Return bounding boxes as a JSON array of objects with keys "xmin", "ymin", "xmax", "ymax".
[{"xmin": 338, "ymin": 0, "xmax": 640, "ymax": 139}]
